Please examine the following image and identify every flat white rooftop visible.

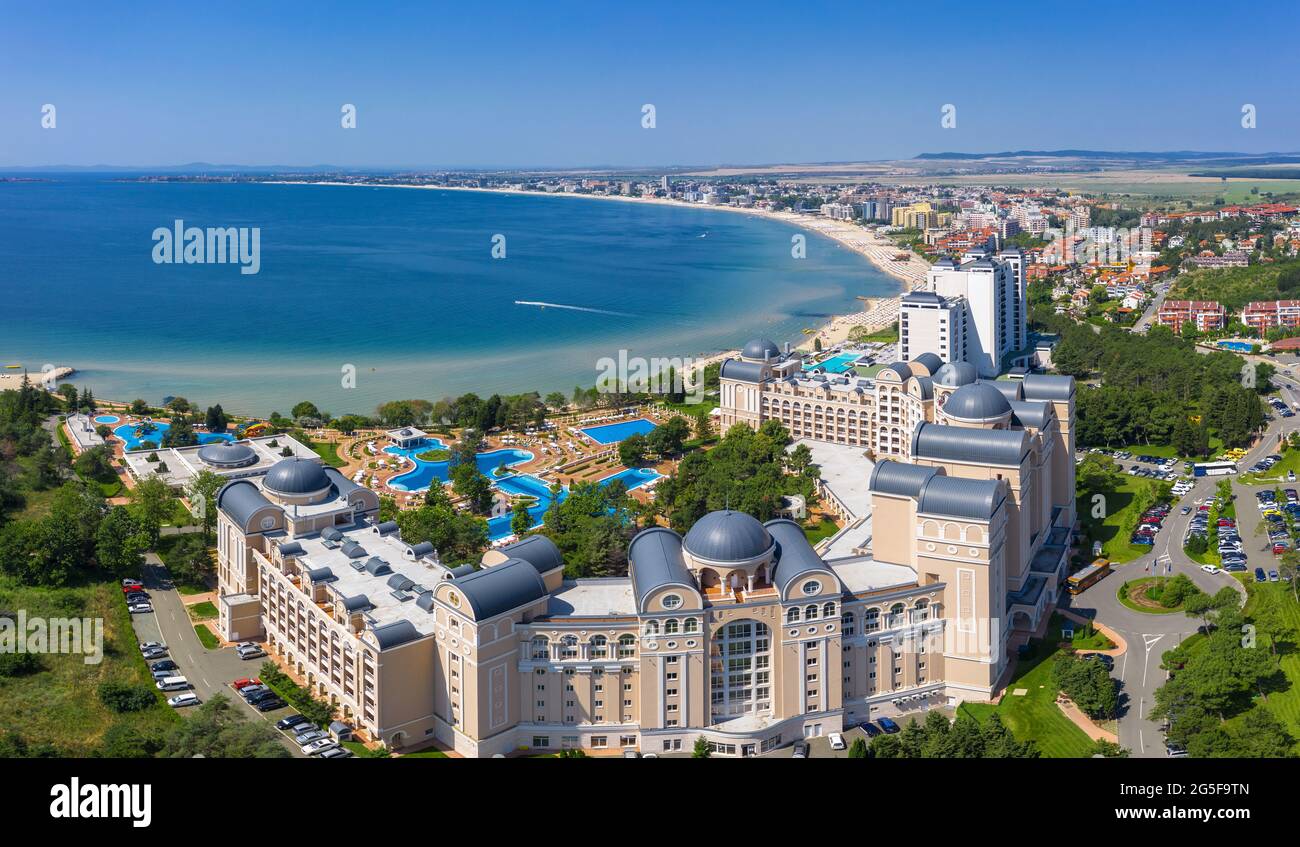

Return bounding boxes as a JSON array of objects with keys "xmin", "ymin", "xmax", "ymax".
[
  {"xmin": 788, "ymin": 439, "xmax": 875, "ymax": 520},
  {"xmin": 829, "ymin": 556, "xmax": 917, "ymax": 595},
  {"xmin": 546, "ymin": 578, "xmax": 637, "ymax": 618},
  {"xmin": 121, "ymin": 434, "xmax": 317, "ymax": 487}
]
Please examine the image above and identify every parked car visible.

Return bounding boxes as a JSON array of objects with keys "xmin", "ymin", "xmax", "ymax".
[
  {"xmin": 877, "ymin": 717, "xmax": 901, "ymax": 734},
  {"xmin": 1200, "ymin": 565, "xmax": 1221, "ymax": 574},
  {"xmin": 828, "ymin": 732, "xmax": 846, "ymax": 751},
  {"xmin": 138, "ymin": 641, "xmax": 166, "ymax": 653},
  {"xmin": 791, "ymin": 742, "xmax": 808, "ymax": 759},
  {"xmin": 121, "ymin": 578, "xmax": 143, "ymax": 588},
  {"xmin": 167, "ymin": 693, "xmax": 200, "ymax": 708},
  {"xmin": 127, "ymin": 602, "xmax": 153, "ymax": 614},
  {"xmin": 295, "ymin": 729, "xmax": 328, "ymax": 745},
  {"xmin": 1255, "ymin": 568, "xmax": 1268, "ymax": 583},
  {"xmin": 276, "ymin": 714, "xmax": 310, "ymax": 731},
  {"xmin": 150, "ymin": 659, "xmax": 178, "ymax": 673},
  {"xmin": 1269, "ymin": 570, "xmax": 1280, "ymax": 582},
  {"xmin": 232, "ymin": 677, "xmax": 262, "ymax": 690},
  {"xmin": 303, "ymin": 738, "xmax": 340, "ymax": 756},
  {"xmin": 1166, "ymin": 743, "xmax": 1188, "ymax": 758},
  {"xmin": 156, "ymin": 676, "xmax": 190, "ymax": 691},
  {"xmin": 255, "ymin": 697, "xmax": 287, "ymax": 712},
  {"xmin": 860, "ymin": 721, "xmax": 882, "ymax": 737},
  {"xmin": 319, "ymin": 746, "xmax": 353, "ymax": 759},
  {"xmin": 237, "ymin": 646, "xmax": 266, "ymax": 660},
  {"xmin": 141, "ymin": 646, "xmax": 168, "ymax": 660}
]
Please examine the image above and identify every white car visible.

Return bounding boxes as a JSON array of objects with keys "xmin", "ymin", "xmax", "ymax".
[
  {"xmin": 237, "ymin": 645, "xmax": 266, "ymax": 660},
  {"xmin": 828, "ymin": 732, "xmax": 846, "ymax": 751},
  {"xmin": 302, "ymin": 738, "xmax": 339, "ymax": 755},
  {"xmin": 167, "ymin": 693, "xmax": 200, "ymax": 708},
  {"xmin": 1200, "ymin": 565, "xmax": 1221, "ymax": 574},
  {"xmin": 128, "ymin": 602, "xmax": 153, "ymax": 614}
]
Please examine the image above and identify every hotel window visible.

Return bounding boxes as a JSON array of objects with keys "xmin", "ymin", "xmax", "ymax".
[
  {"xmin": 823, "ymin": 602, "xmax": 837, "ymax": 618},
  {"xmin": 644, "ymin": 621, "xmax": 659, "ymax": 637},
  {"xmin": 532, "ymin": 736, "xmax": 550, "ymax": 748},
  {"xmin": 786, "ymin": 607, "xmax": 801, "ymax": 624},
  {"xmin": 589, "ymin": 635, "xmax": 608, "ymax": 659},
  {"xmin": 624, "ymin": 699, "xmax": 632, "ymax": 707},
  {"xmin": 804, "ymin": 604, "xmax": 819, "ymax": 620},
  {"xmin": 666, "ymin": 672, "xmax": 677, "ymax": 681},
  {"xmin": 666, "ymin": 655, "xmax": 678, "ymax": 665},
  {"xmin": 530, "ymin": 637, "xmax": 549, "ymax": 660},
  {"xmin": 617, "ymin": 635, "xmax": 636, "ymax": 658},
  {"xmin": 664, "ymin": 619, "xmax": 679, "ymax": 635},
  {"xmin": 684, "ymin": 618, "xmax": 698, "ymax": 634},
  {"xmin": 841, "ymin": 611, "xmax": 856, "ymax": 636},
  {"xmin": 560, "ymin": 635, "xmax": 579, "ymax": 659},
  {"xmin": 621, "ymin": 736, "xmax": 637, "ymax": 747}
]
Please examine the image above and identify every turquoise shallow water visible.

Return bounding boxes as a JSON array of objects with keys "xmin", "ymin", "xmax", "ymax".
[{"xmin": 0, "ymin": 176, "xmax": 898, "ymax": 416}]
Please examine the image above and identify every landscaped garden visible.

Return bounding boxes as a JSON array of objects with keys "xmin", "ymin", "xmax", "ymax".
[{"xmin": 1118, "ymin": 574, "xmax": 1200, "ymax": 614}]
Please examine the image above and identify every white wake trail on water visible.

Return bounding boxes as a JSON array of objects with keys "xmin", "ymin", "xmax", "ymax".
[{"xmin": 514, "ymin": 300, "xmax": 636, "ymax": 318}]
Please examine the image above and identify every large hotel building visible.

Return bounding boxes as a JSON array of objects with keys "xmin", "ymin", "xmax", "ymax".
[{"xmin": 214, "ymin": 328, "xmax": 1076, "ymax": 756}]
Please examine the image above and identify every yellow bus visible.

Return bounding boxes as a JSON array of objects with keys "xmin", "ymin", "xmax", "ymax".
[{"xmin": 1067, "ymin": 559, "xmax": 1111, "ymax": 594}]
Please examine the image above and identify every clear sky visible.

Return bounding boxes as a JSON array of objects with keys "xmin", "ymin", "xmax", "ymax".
[{"xmin": 3, "ymin": 0, "xmax": 1299, "ymax": 169}]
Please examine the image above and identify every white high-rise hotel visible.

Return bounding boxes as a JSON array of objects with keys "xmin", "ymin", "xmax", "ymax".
[{"xmin": 900, "ymin": 248, "xmax": 1026, "ymax": 378}]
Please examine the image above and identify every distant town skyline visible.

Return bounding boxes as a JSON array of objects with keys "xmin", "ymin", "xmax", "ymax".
[{"xmin": 4, "ymin": 0, "xmax": 1300, "ymax": 169}]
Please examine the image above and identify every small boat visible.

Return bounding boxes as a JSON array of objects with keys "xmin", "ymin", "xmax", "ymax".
[{"xmin": 4, "ymin": 364, "xmax": 19, "ymax": 369}]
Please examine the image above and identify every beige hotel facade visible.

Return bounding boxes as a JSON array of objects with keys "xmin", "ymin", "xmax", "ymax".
[{"xmin": 214, "ymin": 342, "xmax": 1076, "ymax": 757}]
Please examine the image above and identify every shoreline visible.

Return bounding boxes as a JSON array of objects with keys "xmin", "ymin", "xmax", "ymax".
[{"xmin": 268, "ymin": 180, "xmax": 929, "ymax": 356}]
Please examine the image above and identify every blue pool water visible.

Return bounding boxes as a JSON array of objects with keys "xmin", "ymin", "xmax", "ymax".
[
  {"xmin": 113, "ymin": 421, "xmax": 235, "ymax": 450},
  {"xmin": 597, "ymin": 467, "xmax": 663, "ymax": 491},
  {"xmin": 93, "ymin": 414, "xmax": 120, "ymax": 424},
  {"xmin": 803, "ymin": 352, "xmax": 862, "ymax": 374},
  {"xmin": 580, "ymin": 418, "xmax": 658, "ymax": 444},
  {"xmin": 488, "ymin": 474, "xmax": 568, "ymax": 540},
  {"xmin": 1217, "ymin": 341, "xmax": 1255, "ymax": 353},
  {"xmin": 385, "ymin": 438, "xmax": 533, "ymax": 492}
]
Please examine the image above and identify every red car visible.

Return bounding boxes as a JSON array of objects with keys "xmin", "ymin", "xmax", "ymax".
[
  {"xmin": 232, "ymin": 678, "xmax": 262, "ymax": 690},
  {"xmin": 121, "ymin": 583, "xmax": 143, "ymax": 593}
]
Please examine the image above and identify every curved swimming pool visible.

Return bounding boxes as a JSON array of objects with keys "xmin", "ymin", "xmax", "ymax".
[
  {"xmin": 93, "ymin": 414, "xmax": 121, "ymax": 425},
  {"xmin": 113, "ymin": 421, "xmax": 235, "ymax": 450},
  {"xmin": 597, "ymin": 466, "xmax": 663, "ymax": 491},
  {"xmin": 386, "ymin": 439, "xmax": 534, "ymax": 492}
]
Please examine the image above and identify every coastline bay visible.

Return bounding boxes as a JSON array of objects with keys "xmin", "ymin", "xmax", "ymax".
[{"xmin": 0, "ymin": 178, "xmax": 898, "ymax": 415}]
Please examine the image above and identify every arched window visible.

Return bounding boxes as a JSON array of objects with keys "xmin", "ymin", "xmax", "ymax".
[
  {"xmin": 644, "ymin": 620, "xmax": 659, "ymax": 637},
  {"xmin": 912, "ymin": 598, "xmax": 930, "ymax": 623},
  {"xmin": 805, "ymin": 604, "xmax": 819, "ymax": 620},
  {"xmin": 823, "ymin": 601, "xmax": 837, "ymax": 619},
  {"xmin": 841, "ymin": 610, "xmax": 856, "ymax": 636},
  {"xmin": 664, "ymin": 618, "xmax": 679, "ymax": 635},
  {"xmin": 709, "ymin": 619, "xmax": 772, "ymax": 723},
  {"xmin": 560, "ymin": 635, "xmax": 579, "ymax": 659},
  {"xmin": 684, "ymin": 618, "xmax": 698, "ymax": 634},
  {"xmin": 786, "ymin": 607, "xmax": 801, "ymax": 624},
  {"xmin": 864, "ymin": 608, "xmax": 880, "ymax": 633},
  {"xmin": 617, "ymin": 634, "xmax": 636, "ymax": 658},
  {"xmin": 889, "ymin": 603, "xmax": 905, "ymax": 627},
  {"xmin": 589, "ymin": 635, "xmax": 608, "ymax": 659},
  {"xmin": 530, "ymin": 636, "xmax": 549, "ymax": 661}
]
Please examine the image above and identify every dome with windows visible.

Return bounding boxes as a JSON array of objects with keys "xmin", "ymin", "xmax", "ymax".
[
  {"xmin": 197, "ymin": 442, "xmax": 257, "ymax": 469},
  {"xmin": 683, "ymin": 510, "xmax": 773, "ymax": 562}
]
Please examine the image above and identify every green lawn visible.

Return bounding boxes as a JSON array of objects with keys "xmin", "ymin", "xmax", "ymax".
[
  {"xmin": 1078, "ymin": 471, "xmax": 1167, "ymax": 563},
  {"xmin": 186, "ymin": 601, "xmax": 218, "ymax": 621},
  {"xmin": 1116, "ymin": 438, "xmax": 1224, "ymax": 463},
  {"xmin": 957, "ymin": 640, "xmax": 1095, "ymax": 758},
  {"xmin": 396, "ymin": 746, "xmax": 448, "ymax": 758},
  {"xmin": 1048, "ymin": 613, "xmax": 1115, "ymax": 651},
  {"xmin": 802, "ymin": 518, "xmax": 840, "ymax": 544},
  {"xmin": 312, "ymin": 441, "xmax": 347, "ymax": 468},
  {"xmin": 0, "ymin": 577, "xmax": 180, "ymax": 755},
  {"xmin": 192, "ymin": 623, "xmax": 220, "ymax": 649}
]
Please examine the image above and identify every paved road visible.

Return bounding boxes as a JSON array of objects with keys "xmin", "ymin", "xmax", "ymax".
[
  {"xmin": 1069, "ymin": 370, "xmax": 1300, "ymax": 757},
  {"xmin": 129, "ymin": 552, "xmax": 304, "ymax": 757}
]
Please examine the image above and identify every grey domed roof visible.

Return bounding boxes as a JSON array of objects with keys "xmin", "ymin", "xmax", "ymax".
[
  {"xmin": 741, "ymin": 338, "xmax": 781, "ymax": 361},
  {"xmin": 943, "ymin": 382, "xmax": 1013, "ymax": 421},
  {"xmin": 933, "ymin": 361, "xmax": 978, "ymax": 388},
  {"xmin": 262, "ymin": 457, "xmax": 330, "ymax": 495},
  {"xmin": 683, "ymin": 510, "xmax": 773, "ymax": 562},
  {"xmin": 197, "ymin": 442, "xmax": 257, "ymax": 468}
]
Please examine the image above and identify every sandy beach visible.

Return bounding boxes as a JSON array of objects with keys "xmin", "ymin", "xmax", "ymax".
[
  {"xmin": 273, "ymin": 180, "xmax": 932, "ymax": 361},
  {"xmin": 0, "ymin": 366, "xmax": 73, "ymax": 392}
]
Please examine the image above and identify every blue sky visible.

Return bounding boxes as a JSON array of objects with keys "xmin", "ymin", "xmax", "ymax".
[{"xmin": 3, "ymin": 0, "xmax": 1298, "ymax": 168}]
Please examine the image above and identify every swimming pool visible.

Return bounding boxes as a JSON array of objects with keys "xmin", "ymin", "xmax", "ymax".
[
  {"xmin": 93, "ymin": 414, "xmax": 120, "ymax": 425},
  {"xmin": 1217, "ymin": 340, "xmax": 1256, "ymax": 353},
  {"xmin": 113, "ymin": 421, "xmax": 235, "ymax": 451},
  {"xmin": 580, "ymin": 418, "xmax": 658, "ymax": 444},
  {"xmin": 597, "ymin": 467, "xmax": 663, "ymax": 491},
  {"xmin": 386, "ymin": 439, "xmax": 533, "ymax": 492},
  {"xmin": 803, "ymin": 352, "xmax": 862, "ymax": 374},
  {"xmin": 487, "ymin": 474, "xmax": 568, "ymax": 540}
]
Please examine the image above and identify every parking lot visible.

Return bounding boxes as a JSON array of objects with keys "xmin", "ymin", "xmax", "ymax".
[{"xmin": 127, "ymin": 553, "xmax": 313, "ymax": 757}]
